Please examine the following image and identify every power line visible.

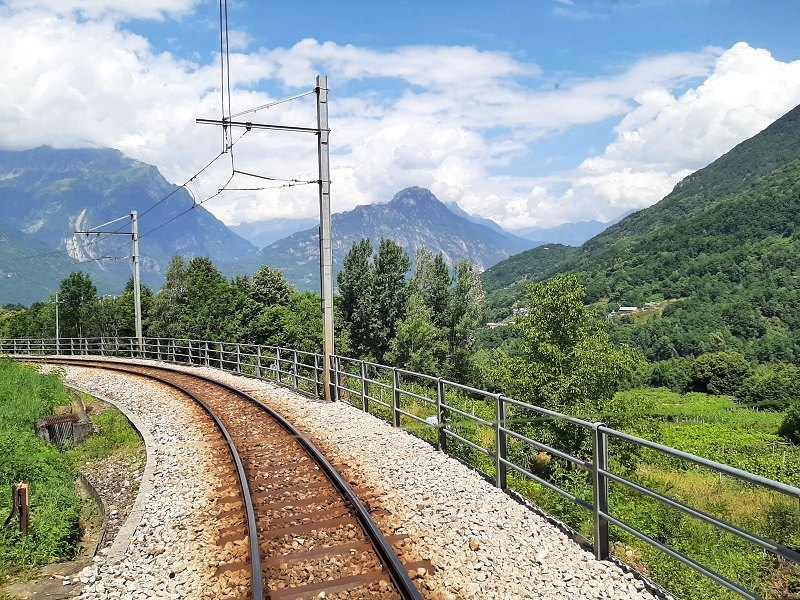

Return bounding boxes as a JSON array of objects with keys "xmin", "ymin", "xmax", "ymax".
[
  {"xmin": 233, "ymin": 169, "xmax": 318, "ymax": 184},
  {"xmin": 77, "ymin": 128, "xmax": 250, "ymax": 253},
  {"xmin": 230, "ymin": 90, "xmax": 316, "ymax": 119}
]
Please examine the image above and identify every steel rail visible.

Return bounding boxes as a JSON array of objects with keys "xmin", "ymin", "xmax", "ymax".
[
  {"xmin": 24, "ymin": 356, "xmax": 424, "ymax": 600},
  {"xmin": 28, "ymin": 357, "xmax": 265, "ymax": 600}
]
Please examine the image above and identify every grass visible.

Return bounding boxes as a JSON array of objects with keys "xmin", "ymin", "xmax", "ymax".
[{"xmin": 0, "ymin": 359, "xmax": 142, "ymax": 585}]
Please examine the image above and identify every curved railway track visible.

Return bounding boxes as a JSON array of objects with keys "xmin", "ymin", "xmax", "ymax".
[{"xmin": 27, "ymin": 357, "xmax": 428, "ymax": 600}]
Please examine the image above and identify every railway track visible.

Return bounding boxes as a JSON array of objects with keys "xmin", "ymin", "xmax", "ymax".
[{"xmin": 27, "ymin": 357, "xmax": 428, "ymax": 600}]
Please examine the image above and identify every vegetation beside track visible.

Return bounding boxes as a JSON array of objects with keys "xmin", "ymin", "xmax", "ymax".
[{"xmin": 0, "ymin": 359, "xmax": 141, "ymax": 585}]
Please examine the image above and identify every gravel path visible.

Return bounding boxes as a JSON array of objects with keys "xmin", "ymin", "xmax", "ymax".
[{"xmin": 61, "ymin": 361, "xmax": 664, "ymax": 599}]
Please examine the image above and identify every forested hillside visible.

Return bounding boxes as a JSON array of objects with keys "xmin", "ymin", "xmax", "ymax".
[{"xmin": 482, "ymin": 103, "xmax": 800, "ymax": 362}]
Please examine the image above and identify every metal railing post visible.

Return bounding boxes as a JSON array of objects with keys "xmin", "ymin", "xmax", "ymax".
[
  {"xmin": 495, "ymin": 394, "xmax": 507, "ymax": 490},
  {"xmin": 204, "ymin": 341, "xmax": 209, "ymax": 366},
  {"xmin": 593, "ymin": 423, "xmax": 610, "ymax": 560},
  {"xmin": 275, "ymin": 348, "xmax": 281, "ymax": 382},
  {"xmin": 219, "ymin": 342, "xmax": 223, "ymax": 370},
  {"xmin": 188, "ymin": 340, "xmax": 193, "ymax": 364},
  {"xmin": 361, "ymin": 361, "xmax": 368, "ymax": 412},
  {"xmin": 436, "ymin": 378, "xmax": 447, "ymax": 451},
  {"xmin": 293, "ymin": 350, "xmax": 299, "ymax": 389},
  {"xmin": 392, "ymin": 368, "xmax": 401, "ymax": 427},
  {"xmin": 236, "ymin": 344, "xmax": 241, "ymax": 373},
  {"xmin": 333, "ymin": 356, "xmax": 341, "ymax": 402},
  {"xmin": 257, "ymin": 345, "xmax": 263, "ymax": 378},
  {"xmin": 156, "ymin": 339, "xmax": 161, "ymax": 361},
  {"xmin": 313, "ymin": 354, "xmax": 320, "ymax": 397}
]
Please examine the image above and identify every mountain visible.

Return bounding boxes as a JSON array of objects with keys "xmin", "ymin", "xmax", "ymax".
[
  {"xmin": 261, "ymin": 187, "xmax": 537, "ymax": 289},
  {"xmin": 0, "ymin": 146, "xmax": 261, "ymax": 303},
  {"xmin": 482, "ymin": 102, "xmax": 800, "ymax": 360},
  {"xmin": 511, "ymin": 211, "xmax": 634, "ymax": 247},
  {"xmin": 0, "ymin": 220, "xmax": 119, "ymax": 305},
  {"xmin": 231, "ymin": 217, "xmax": 318, "ymax": 248}
]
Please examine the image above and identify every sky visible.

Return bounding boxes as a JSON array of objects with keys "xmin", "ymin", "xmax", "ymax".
[{"xmin": 1, "ymin": 1, "xmax": 800, "ymax": 231}]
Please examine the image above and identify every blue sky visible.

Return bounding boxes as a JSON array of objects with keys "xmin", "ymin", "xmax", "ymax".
[{"xmin": 2, "ymin": 0, "xmax": 800, "ymax": 229}]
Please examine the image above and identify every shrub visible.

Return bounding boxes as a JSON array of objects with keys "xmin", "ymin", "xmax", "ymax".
[{"xmin": 779, "ymin": 404, "xmax": 800, "ymax": 445}]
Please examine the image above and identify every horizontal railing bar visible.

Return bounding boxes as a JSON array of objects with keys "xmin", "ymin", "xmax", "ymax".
[
  {"xmin": 442, "ymin": 429, "xmax": 493, "ymax": 458},
  {"xmin": 397, "ymin": 387, "xmax": 436, "ymax": 405},
  {"xmin": 603, "ymin": 427, "xmax": 800, "ymax": 497},
  {"xmin": 440, "ymin": 402, "xmax": 494, "ymax": 428},
  {"xmin": 603, "ymin": 512, "xmax": 758, "ymax": 600},
  {"xmin": 502, "ymin": 427, "xmax": 591, "ymax": 470},
  {"xmin": 394, "ymin": 408, "xmax": 434, "ymax": 427},
  {"xmin": 395, "ymin": 367, "xmax": 439, "ymax": 383},
  {"xmin": 503, "ymin": 458, "xmax": 593, "ymax": 510},
  {"xmin": 502, "ymin": 395, "xmax": 595, "ymax": 429},
  {"xmin": 603, "ymin": 469, "xmax": 800, "ymax": 562}
]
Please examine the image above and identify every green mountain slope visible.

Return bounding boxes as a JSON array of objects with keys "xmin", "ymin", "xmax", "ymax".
[{"xmin": 483, "ymin": 103, "xmax": 800, "ymax": 360}]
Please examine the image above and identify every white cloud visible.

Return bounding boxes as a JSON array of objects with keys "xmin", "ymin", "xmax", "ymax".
[
  {"xmin": 1, "ymin": 3, "xmax": 799, "ymax": 233},
  {"xmin": 2, "ymin": 0, "xmax": 200, "ymax": 20}
]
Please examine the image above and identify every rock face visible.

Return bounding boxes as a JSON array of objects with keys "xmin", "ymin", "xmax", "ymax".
[{"xmin": 261, "ymin": 187, "xmax": 536, "ymax": 289}]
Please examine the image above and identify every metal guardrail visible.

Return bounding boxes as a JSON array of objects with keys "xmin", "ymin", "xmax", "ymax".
[{"xmin": 4, "ymin": 336, "xmax": 799, "ymax": 599}]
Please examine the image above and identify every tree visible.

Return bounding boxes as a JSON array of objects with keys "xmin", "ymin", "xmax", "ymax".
[
  {"xmin": 259, "ymin": 291, "xmax": 323, "ymax": 352},
  {"xmin": 337, "ymin": 239, "xmax": 376, "ymax": 358},
  {"xmin": 485, "ymin": 273, "xmax": 644, "ymax": 463},
  {"xmin": 413, "ymin": 249, "xmax": 451, "ymax": 328},
  {"xmin": 148, "ymin": 255, "xmax": 189, "ymax": 338},
  {"xmin": 448, "ymin": 261, "xmax": 485, "ymax": 382},
  {"xmin": 371, "ymin": 239, "xmax": 411, "ymax": 362},
  {"xmin": 251, "ymin": 265, "xmax": 293, "ymax": 308},
  {"xmin": 779, "ymin": 404, "xmax": 800, "ymax": 445},
  {"xmin": 387, "ymin": 290, "xmax": 447, "ymax": 375},
  {"xmin": 58, "ymin": 272, "xmax": 97, "ymax": 338},
  {"xmin": 689, "ymin": 351, "xmax": 751, "ymax": 396},
  {"xmin": 179, "ymin": 257, "xmax": 240, "ymax": 340},
  {"xmin": 649, "ymin": 358, "xmax": 694, "ymax": 392},
  {"xmin": 738, "ymin": 363, "xmax": 800, "ymax": 410}
]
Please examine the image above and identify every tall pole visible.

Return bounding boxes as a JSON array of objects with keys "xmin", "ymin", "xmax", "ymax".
[
  {"xmin": 131, "ymin": 211, "xmax": 143, "ymax": 355},
  {"xmin": 316, "ymin": 75, "xmax": 335, "ymax": 402}
]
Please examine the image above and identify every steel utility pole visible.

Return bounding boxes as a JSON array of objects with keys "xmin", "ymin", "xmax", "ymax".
[
  {"xmin": 197, "ymin": 75, "xmax": 336, "ymax": 400},
  {"xmin": 131, "ymin": 211, "xmax": 143, "ymax": 354},
  {"xmin": 74, "ymin": 212, "xmax": 143, "ymax": 355},
  {"xmin": 316, "ymin": 75, "xmax": 335, "ymax": 403}
]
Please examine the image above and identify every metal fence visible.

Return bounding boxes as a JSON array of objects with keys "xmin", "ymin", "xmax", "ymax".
[{"xmin": 3, "ymin": 336, "xmax": 799, "ymax": 599}]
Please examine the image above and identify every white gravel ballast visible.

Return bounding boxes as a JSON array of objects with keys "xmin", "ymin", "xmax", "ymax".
[
  {"xmin": 62, "ymin": 368, "xmax": 235, "ymax": 600},
  {"xmin": 62, "ymin": 361, "xmax": 662, "ymax": 600}
]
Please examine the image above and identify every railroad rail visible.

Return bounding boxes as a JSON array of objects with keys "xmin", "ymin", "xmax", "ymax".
[{"xmin": 27, "ymin": 356, "xmax": 426, "ymax": 600}]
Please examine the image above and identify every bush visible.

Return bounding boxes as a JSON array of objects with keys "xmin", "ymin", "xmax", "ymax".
[{"xmin": 779, "ymin": 404, "xmax": 800, "ymax": 445}]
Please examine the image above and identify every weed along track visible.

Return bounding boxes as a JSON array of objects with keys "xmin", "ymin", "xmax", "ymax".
[{"xmin": 26, "ymin": 357, "xmax": 428, "ymax": 600}]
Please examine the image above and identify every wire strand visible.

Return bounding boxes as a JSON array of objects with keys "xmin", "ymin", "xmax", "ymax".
[{"xmin": 230, "ymin": 90, "xmax": 315, "ymax": 119}]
